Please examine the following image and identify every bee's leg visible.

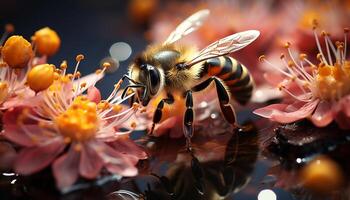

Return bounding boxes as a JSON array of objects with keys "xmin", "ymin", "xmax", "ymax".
[
  {"xmin": 149, "ymin": 94, "xmax": 174, "ymax": 135},
  {"xmin": 184, "ymin": 90, "xmax": 194, "ymax": 151},
  {"xmin": 192, "ymin": 77, "xmax": 237, "ymax": 126}
]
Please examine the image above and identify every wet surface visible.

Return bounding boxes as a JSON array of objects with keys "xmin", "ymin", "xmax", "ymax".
[{"xmin": 1, "ymin": 109, "xmax": 350, "ymax": 200}]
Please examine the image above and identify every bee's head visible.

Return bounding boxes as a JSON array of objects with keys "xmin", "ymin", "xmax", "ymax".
[{"xmin": 132, "ymin": 58, "xmax": 164, "ymax": 106}]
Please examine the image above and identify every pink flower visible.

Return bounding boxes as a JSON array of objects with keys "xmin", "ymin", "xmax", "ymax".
[
  {"xmin": 254, "ymin": 27, "xmax": 350, "ymax": 129},
  {"xmin": 3, "ymin": 62, "xmax": 147, "ymax": 190}
]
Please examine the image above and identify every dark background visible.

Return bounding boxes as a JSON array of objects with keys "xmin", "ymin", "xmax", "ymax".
[{"xmin": 0, "ymin": 0, "xmax": 148, "ymax": 97}]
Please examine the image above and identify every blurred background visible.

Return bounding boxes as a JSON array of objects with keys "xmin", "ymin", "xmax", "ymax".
[
  {"xmin": 1, "ymin": 0, "xmax": 149, "ymax": 97},
  {"xmin": 1, "ymin": 0, "xmax": 349, "ymax": 98}
]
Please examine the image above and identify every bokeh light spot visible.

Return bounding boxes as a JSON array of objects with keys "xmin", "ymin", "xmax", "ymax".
[
  {"xmin": 258, "ymin": 189, "xmax": 277, "ymax": 200},
  {"xmin": 109, "ymin": 42, "xmax": 132, "ymax": 61}
]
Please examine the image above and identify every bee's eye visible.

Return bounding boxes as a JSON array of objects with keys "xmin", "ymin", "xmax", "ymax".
[
  {"xmin": 148, "ymin": 66, "xmax": 160, "ymax": 90},
  {"xmin": 140, "ymin": 64, "xmax": 147, "ymax": 69}
]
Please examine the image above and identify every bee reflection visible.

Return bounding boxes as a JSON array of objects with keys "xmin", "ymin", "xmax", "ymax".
[{"xmin": 107, "ymin": 125, "xmax": 258, "ymax": 200}]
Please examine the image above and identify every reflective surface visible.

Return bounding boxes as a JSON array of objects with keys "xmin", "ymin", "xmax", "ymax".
[{"xmin": 2, "ymin": 109, "xmax": 350, "ymax": 200}]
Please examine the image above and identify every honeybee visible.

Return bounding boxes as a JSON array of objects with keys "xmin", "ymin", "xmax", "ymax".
[{"xmin": 122, "ymin": 9, "xmax": 259, "ymax": 144}]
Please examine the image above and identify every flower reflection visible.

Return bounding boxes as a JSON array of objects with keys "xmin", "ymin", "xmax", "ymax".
[{"xmin": 108, "ymin": 124, "xmax": 258, "ymax": 200}]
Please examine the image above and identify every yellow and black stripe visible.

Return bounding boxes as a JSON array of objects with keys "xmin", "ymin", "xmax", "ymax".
[{"xmin": 200, "ymin": 56, "xmax": 254, "ymax": 105}]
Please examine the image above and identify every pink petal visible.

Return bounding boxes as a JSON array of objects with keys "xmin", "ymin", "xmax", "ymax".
[
  {"xmin": 2, "ymin": 89, "xmax": 36, "ymax": 109},
  {"xmin": 92, "ymin": 142, "xmax": 138, "ymax": 177},
  {"xmin": 74, "ymin": 73, "xmax": 104, "ymax": 95},
  {"xmin": 251, "ymin": 85, "xmax": 283, "ymax": 103},
  {"xmin": 52, "ymin": 146, "xmax": 80, "ymax": 190},
  {"xmin": 15, "ymin": 139, "xmax": 65, "ymax": 175},
  {"xmin": 3, "ymin": 107, "xmax": 36, "ymax": 146},
  {"xmin": 310, "ymin": 101, "xmax": 334, "ymax": 127},
  {"xmin": 87, "ymin": 86, "xmax": 101, "ymax": 104},
  {"xmin": 109, "ymin": 139, "xmax": 147, "ymax": 160},
  {"xmin": 79, "ymin": 142, "xmax": 103, "ymax": 179},
  {"xmin": 263, "ymin": 72, "xmax": 285, "ymax": 87},
  {"xmin": 153, "ymin": 116, "xmax": 178, "ymax": 137},
  {"xmin": 253, "ymin": 100, "xmax": 319, "ymax": 123}
]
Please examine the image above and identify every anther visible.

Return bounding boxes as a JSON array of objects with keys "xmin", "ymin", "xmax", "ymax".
[
  {"xmin": 344, "ymin": 28, "xmax": 349, "ymax": 33},
  {"xmin": 284, "ymin": 42, "xmax": 291, "ymax": 48},
  {"xmin": 258, "ymin": 55, "xmax": 266, "ymax": 62},
  {"xmin": 312, "ymin": 19, "xmax": 318, "ymax": 30},
  {"xmin": 102, "ymin": 62, "xmax": 111, "ymax": 69},
  {"xmin": 60, "ymin": 60, "xmax": 67, "ymax": 70},
  {"xmin": 80, "ymin": 82, "xmax": 87, "ymax": 88},
  {"xmin": 280, "ymin": 53, "xmax": 285, "ymax": 59},
  {"xmin": 299, "ymin": 53, "xmax": 307, "ymax": 60},
  {"xmin": 287, "ymin": 60, "xmax": 295, "ymax": 68},
  {"xmin": 74, "ymin": 71, "xmax": 81, "ymax": 78},
  {"xmin": 132, "ymin": 102, "xmax": 140, "ymax": 110},
  {"xmin": 131, "ymin": 122, "xmax": 137, "ymax": 129},
  {"xmin": 76, "ymin": 54, "xmax": 84, "ymax": 62}
]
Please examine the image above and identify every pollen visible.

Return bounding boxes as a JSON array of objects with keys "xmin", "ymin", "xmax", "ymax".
[
  {"xmin": 55, "ymin": 96, "xmax": 98, "ymax": 142},
  {"xmin": 27, "ymin": 64, "xmax": 55, "ymax": 93},
  {"xmin": 1, "ymin": 35, "xmax": 34, "ymax": 68},
  {"xmin": 33, "ymin": 27, "xmax": 61, "ymax": 56}
]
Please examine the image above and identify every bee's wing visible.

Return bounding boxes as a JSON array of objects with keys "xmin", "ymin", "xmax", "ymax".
[
  {"xmin": 163, "ymin": 9, "xmax": 210, "ymax": 45},
  {"xmin": 184, "ymin": 30, "xmax": 260, "ymax": 67}
]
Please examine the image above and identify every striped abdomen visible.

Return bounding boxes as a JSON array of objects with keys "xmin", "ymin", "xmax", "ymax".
[{"xmin": 199, "ymin": 56, "xmax": 254, "ymax": 105}]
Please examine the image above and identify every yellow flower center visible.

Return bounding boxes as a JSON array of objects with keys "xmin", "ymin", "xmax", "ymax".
[
  {"xmin": 0, "ymin": 81, "xmax": 9, "ymax": 103},
  {"xmin": 55, "ymin": 96, "xmax": 99, "ymax": 142},
  {"xmin": 315, "ymin": 61, "xmax": 350, "ymax": 100}
]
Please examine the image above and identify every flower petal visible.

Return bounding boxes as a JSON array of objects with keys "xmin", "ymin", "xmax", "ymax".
[
  {"xmin": 52, "ymin": 146, "xmax": 80, "ymax": 190},
  {"xmin": 109, "ymin": 139, "xmax": 147, "ymax": 160},
  {"xmin": 74, "ymin": 73, "xmax": 104, "ymax": 95},
  {"xmin": 3, "ymin": 107, "xmax": 36, "ymax": 147},
  {"xmin": 79, "ymin": 142, "xmax": 103, "ymax": 179},
  {"xmin": 87, "ymin": 86, "xmax": 101, "ymax": 104},
  {"xmin": 310, "ymin": 101, "xmax": 334, "ymax": 127},
  {"xmin": 153, "ymin": 116, "xmax": 178, "ymax": 137},
  {"xmin": 253, "ymin": 100, "xmax": 319, "ymax": 123},
  {"xmin": 15, "ymin": 138, "xmax": 65, "ymax": 175},
  {"xmin": 92, "ymin": 142, "xmax": 138, "ymax": 177}
]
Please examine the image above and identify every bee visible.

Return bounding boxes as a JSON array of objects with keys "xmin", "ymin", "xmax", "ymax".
[{"xmin": 122, "ymin": 9, "xmax": 259, "ymax": 145}]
